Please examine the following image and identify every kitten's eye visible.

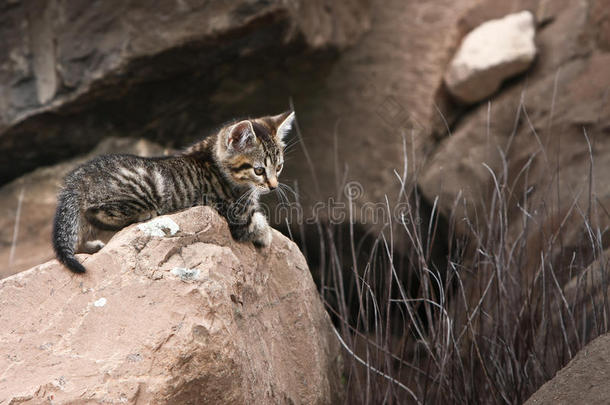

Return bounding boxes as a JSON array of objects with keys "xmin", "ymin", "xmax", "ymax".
[
  {"xmin": 276, "ymin": 163, "xmax": 283, "ymax": 172},
  {"xmin": 254, "ymin": 167, "xmax": 265, "ymax": 176}
]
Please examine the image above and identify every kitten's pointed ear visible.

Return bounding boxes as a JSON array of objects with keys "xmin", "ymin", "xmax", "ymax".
[
  {"xmin": 227, "ymin": 120, "xmax": 255, "ymax": 151},
  {"xmin": 272, "ymin": 111, "xmax": 295, "ymax": 141}
]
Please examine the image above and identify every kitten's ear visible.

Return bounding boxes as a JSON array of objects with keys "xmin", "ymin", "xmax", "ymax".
[
  {"xmin": 271, "ymin": 111, "xmax": 295, "ymax": 141},
  {"xmin": 227, "ymin": 120, "xmax": 255, "ymax": 151}
]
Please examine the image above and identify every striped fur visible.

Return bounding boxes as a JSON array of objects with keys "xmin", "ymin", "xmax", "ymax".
[{"xmin": 53, "ymin": 111, "xmax": 295, "ymax": 273}]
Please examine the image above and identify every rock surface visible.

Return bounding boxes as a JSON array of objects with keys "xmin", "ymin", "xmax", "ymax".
[
  {"xmin": 0, "ymin": 137, "xmax": 166, "ymax": 279},
  {"xmin": 418, "ymin": 2, "xmax": 610, "ymax": 397},
  {"xmin": 0, "ymin": 0, "xmax": 481, "ymax": 270},
  {"xmin": 420, "ymin": 0, "xmax": 610, "ymax": 271},
  {"xmin": 562, "ymin": 248, "xmax": 610, "ymax": 317},
  {"xmin": 0, "ymin": 206, "xmax": 342, "ymax": 404},
  {"xmin": 444, "ymin": 11, "xmax": 537, "ymax": 103},
  {"xmin": 525, "ymin": 331, "xmax": 610, "ymax": 404},
  {"xmin": 0, "ymin": 0, "xmax": 371, "ymax": 185}
]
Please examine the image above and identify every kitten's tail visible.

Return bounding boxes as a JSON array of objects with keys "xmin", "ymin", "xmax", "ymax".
[{"xmin": 52, "ymin": 188, "xmax": 86, "ymax": 273}]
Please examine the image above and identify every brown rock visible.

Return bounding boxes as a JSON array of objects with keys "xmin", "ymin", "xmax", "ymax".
[
  {"xmin": 274, "ymin": 0, "xmax": 479, "ymax": 222},
  {"xmin": 0, "ymin": 206, "xmax": 342, "ymax": 404},
  {"xmin": 525, "ymin": 331, "xmax": 610, "ymax": 404},
  {"xmin": 0, "ymin": 137, "xmax": 166, "ymax": 279},
  {"xmin": 0, "ymin": 0, "xmax": 482, "ymax": 251},
  {"xmin": 419, "ymin": 0, "xmax": 610, "ymax": 264},
  {"xmin": 556, "ymin": 248, "xmax": 610, "ymax": 340},
  {"xmin": 563, "ymin": 248, "xmax": 610, "ymax": 310}
]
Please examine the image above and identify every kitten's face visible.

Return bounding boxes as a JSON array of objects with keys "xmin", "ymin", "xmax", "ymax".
[{"xmin": 217, "ymin": 111, "xmax": 294, "ymax": 193}]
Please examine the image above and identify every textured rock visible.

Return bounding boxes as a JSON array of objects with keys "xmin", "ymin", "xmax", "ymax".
[
  {"xmin": 1, "ymin": 0, "xmax": 481, "ymax": 272},
  {"xmin": 444, "ymin": 11, "xmax": 537, "ymax": 103},
  {"xmin": 0, "ymin": 137, "xmax": 166, "ymax": 279},
  {"xmin": 525, "ymin": 332, "xmax": 610, "ymax": 404},
  {"xmin": 273, "ymin": 0, "xmax": 478, "ymax": 224},
  {"xmin": 420, "ymin": 0, "xmax": 610, "ymax": 265},
  {"xmin": 0, "ymin": 0, "xmax": 371, "ymax": 185},
  {"xmin": 417, "ymin": 2, "xmax": 610, "ymax": 400},
  {"xmin": 0, "ymin": 206, "xmax": 342, "ymax": 404}
]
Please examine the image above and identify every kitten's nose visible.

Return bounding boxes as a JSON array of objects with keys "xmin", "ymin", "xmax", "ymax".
[{"xmin": 268, "ymin": 177, "xmax": 278, "ymax": 190}]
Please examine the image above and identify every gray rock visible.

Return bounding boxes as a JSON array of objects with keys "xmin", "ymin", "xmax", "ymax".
[{"xmin": 0, "ymin": 0, "xmax": 372, "ymax": 185}]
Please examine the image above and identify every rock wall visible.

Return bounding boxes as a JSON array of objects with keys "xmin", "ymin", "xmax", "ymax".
[
  {"xmin": 0, "ymin": 0, "xmax": 480, "ymax": 275},
  {"xmin": 0, "ymin": 0, "xmax": 371, "ymax": 184},
  {"xmin": 0, "ymin": 206, "xmax": 342, "ymax": 404},
  {"xmin": 420, "ymin": 0, "xmax": 610, "ymax": 277}
]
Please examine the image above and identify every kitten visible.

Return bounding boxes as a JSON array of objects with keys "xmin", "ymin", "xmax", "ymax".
[{"xmin": 52, "ymin": 111, "xmax": 295, "ymax": 273}]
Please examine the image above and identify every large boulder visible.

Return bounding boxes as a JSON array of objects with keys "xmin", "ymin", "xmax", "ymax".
[
  {"xmin": 444, "ymin": 11, "xmax": 537, "ymax": 104},
  {"xmin": 0, "ymin": 137, "xmax": 166, "ymax": 279},
  {"xmin": 525, "ymin": 331, "xmax": 610, "ymax": 404},
  {"xmin": 0, "ymin": 206, "xmax": 342, "ymax": 404}
]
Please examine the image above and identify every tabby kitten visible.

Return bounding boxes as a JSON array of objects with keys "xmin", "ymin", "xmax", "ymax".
[{"xmin": 52, "ymin": 111, "xmax": 294, "ymax": 273}]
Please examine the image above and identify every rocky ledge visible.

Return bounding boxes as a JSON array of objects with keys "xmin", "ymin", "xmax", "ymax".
[{"xmin": 0, "ymin": 206, "xmax": 342, "ymax": 404}]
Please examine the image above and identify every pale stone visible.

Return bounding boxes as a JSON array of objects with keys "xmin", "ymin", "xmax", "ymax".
[
  {"xmin": 444, "ymin": 11, "xmax": 537, "ymax": 103},
  {"xmin": 170, "ymin": 267, "xmax": 201, "ymax": 281},
  {"xmin": 93, "ymin": 297, "xmax": 107, "ymax": 307}
]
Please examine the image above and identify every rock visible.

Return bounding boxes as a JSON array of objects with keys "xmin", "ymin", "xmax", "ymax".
[
  {"xmin": 525, "ymin": 332, "xmax": 610, "ymax": 404},
  {"xmin": 528, "ymin": 248, "xmax": 610, "ymax": 376},
  {"xmin": 417, "ymin": 6, "xmax": 610, "ymax": 371},
  {"xmin": 0, "ymin": 0, "xmax": 372, "ymax": 185},
  {"xmin": 419, "ymin": 0, "xmax": 610, "ymax": 268},
  {"xmin": 423, "ymin": 49, "xmax": 610, "ymax": 247},
  {"xmin": 1, "ymin": 0, "xmax": 482, "ymax": 275},
  {"xmin": 270, "ymin": 0, "xmax": 479, "ymax": 223},
  {"xmin": 444, "ymin": 11, "xmax": 537, "ymax": 104},
  {"xmin": 0, "ymin": 206, "xmax": 343, "ymax": 404},
  {"xmin": 0, "ymin": 137, "xmax": 166, "ymax": 279},
  {"xmin": 563, "ymin": 248, "xmax": 610, "ymax": 313}
]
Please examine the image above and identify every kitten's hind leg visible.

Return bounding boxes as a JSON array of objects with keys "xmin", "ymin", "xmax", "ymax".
[
  {"xmin": 81, "ymin": 240, "xmax": 105, "ymax": 254},
  {"xmin": 74, "ymin": 220, "xmax": 105, "ymax": 254},
  {"xmin": 84, "ymin": 201, "xmax": 154, "ymax": 231}
]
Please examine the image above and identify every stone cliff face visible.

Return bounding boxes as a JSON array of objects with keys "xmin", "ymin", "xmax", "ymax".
[
  {"xmin": 421, "ymin": 0, "xmax": 610, "ymax": 292},
  {"xmin": 0, "ymin": 206, "xmax": 342, "ymax": 404},
  {"xmin": 0, "ymin": 0, "xmax": 371, "ymax": 185}
]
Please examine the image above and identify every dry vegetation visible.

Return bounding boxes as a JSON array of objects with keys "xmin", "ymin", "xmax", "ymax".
[{"xmin": 283, "ymin": 105, "xmax": 608, "ymax": 404}]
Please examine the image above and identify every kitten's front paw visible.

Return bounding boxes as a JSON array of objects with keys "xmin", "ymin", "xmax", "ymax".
[
  {"xmin": 250, "ymin": 212, "xmax": 272, "ymax": 248},
  {"xmin": 253, "ymin": 225, "xmax": 272, "ymax": 248}
]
